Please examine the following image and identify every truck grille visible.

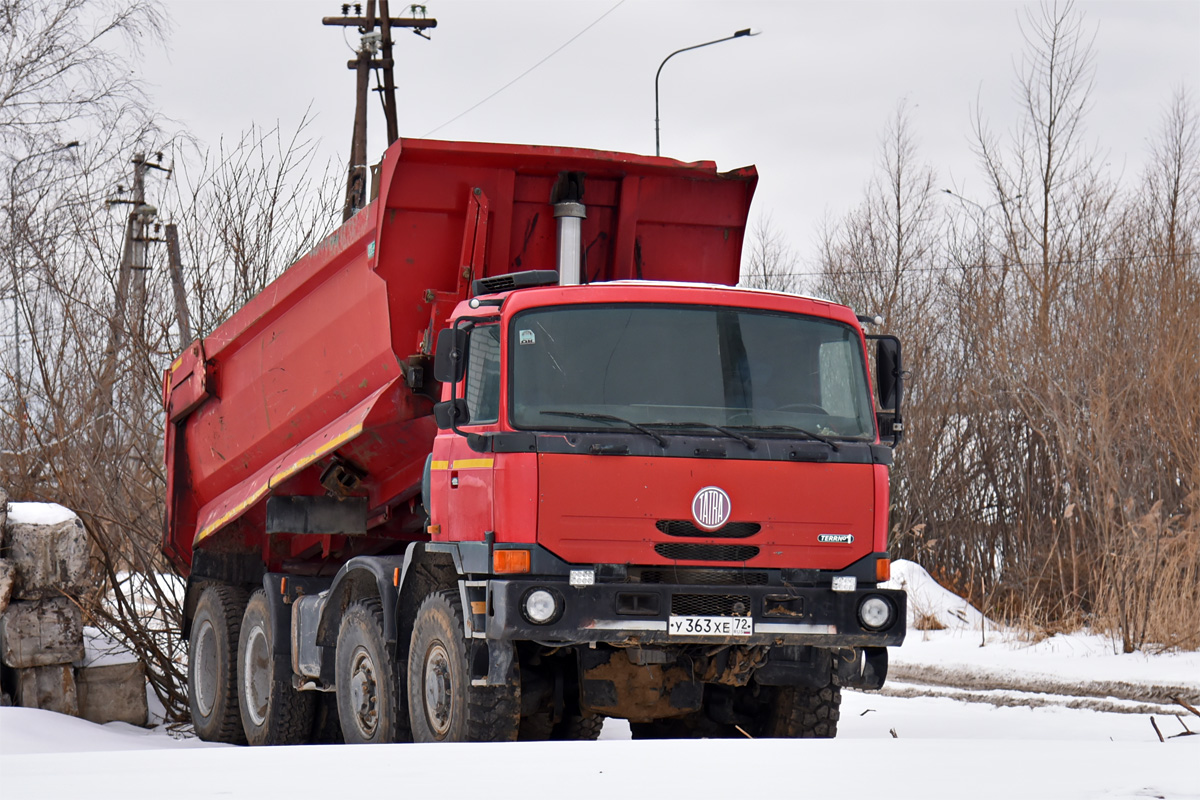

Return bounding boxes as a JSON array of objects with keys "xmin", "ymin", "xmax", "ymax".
[
  {"xmin": 654, "ymin": 543, "xmax": 760, "ymax": 562},
  {"xmin": 671, "ymin": 593, "xmax": 752, "ymax": 617},
  {"xmin": 637, "ymin": 568, "xmax": 768, "ymax": 586},
  {"xmin": 656, "ymin": 520, "xmax": 760, "ymax": 539}
]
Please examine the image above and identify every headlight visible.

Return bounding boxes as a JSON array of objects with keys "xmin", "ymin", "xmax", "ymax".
[
  {"xmin": 858, "ymin": 596, "xmax": 894, "ymax": 630},
  {"xmin": 522, "ymin": 588, "xmax": 560, "ymax": 624}
]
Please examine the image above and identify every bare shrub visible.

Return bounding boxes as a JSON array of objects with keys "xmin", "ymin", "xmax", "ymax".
[
  {"xmin": 814, "ymin": 5, "xmax": 1199, "ymax": 650},
  {"xmin": 2, "ymin": 1, "xmax": 340, "ymax": 716}
]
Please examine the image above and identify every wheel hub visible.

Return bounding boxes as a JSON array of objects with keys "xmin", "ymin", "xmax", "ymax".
[
  {"xmin": 422, "ymin": 641, "xmax": 453, "ymax": 738},
  {"xmin": 349, "ymin": 648, "xmax": 379, "ymax": 737},
  {"xmin": 242, "ymin": 624, "xmax": 270, "ymax": 727},
  {"xmin": 193, "ymin": 619, "xmax": 217, "ymax": 717}
]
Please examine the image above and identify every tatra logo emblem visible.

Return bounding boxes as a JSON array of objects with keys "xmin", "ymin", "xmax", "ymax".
[{"xmin": 692, "ymin": 486, "xmax": 732, "ymax": 531}]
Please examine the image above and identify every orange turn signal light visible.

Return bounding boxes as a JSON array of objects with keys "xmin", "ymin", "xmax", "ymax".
[
  {"xmin": 876, "ymin": 558, "xmax": 891, "ymax": 582},
  {"xmin": 493, "ymin": 549, "xmax": 531, "ymax": 574}
]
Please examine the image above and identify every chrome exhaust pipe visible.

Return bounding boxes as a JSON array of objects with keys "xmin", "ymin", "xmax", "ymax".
[{"xmin": 552, "ymin": 172, "xmax": 586, "ymax": 286}]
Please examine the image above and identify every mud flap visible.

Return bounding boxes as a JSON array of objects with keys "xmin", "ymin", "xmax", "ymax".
[
  {"xmin": 837, "ymin": 647, "xmax": 888, "ymax": 690},
  {"xmin": 460, "ymin": 579, "xmax": 514, "ymax": 688},
  {"xmin": 469, "ymin": 639, "xmax": 516, "ymax": 688}
]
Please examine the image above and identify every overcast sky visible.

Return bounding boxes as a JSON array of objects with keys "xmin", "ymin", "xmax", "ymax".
[{"xmin": 143, "ymin": 0, "xmax": 1199, "ymax": 267}]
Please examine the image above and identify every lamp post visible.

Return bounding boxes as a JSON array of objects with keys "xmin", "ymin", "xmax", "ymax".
[
  {"xmin": 7, "ymin": 140, "xmax": 79, "ymax": 443},
  {"xmin": 655, "ymin": 28, "xmax": 756, "ymax": 157}
]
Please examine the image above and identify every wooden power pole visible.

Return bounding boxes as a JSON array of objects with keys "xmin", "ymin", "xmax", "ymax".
[{"xmin": 323, "ymin": 2, "xmax": 436, "ymax": 221}]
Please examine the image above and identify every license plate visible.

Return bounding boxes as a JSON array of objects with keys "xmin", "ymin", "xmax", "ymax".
[{"xmin": 668, "ymin": 616, "xmax": 753, "ymax": 636}]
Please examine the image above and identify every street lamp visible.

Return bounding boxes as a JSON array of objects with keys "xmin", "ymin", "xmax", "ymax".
[
  {"xmin": 7, "ymin": 140, "xmax": 80, "ymax": 440},
  {"xmin": 655, "ymin": 28, "xmax": 757, "ymax": 157}
]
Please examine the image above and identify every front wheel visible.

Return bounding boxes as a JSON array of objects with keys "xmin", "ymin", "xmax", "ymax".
[
  {"xmin": 763, "ymin": 685, "xmax": 841, "ymax": 738},
  {"xmin": 335, "ymin": 598, "xmax": 409, "ymax": 743},
  {"xmin": 408, "ymin": 590, "xmax": 520, "ymax": 742}
]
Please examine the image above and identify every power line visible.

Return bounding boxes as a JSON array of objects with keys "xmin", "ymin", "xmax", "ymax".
[
  {"xmin": 421, "ymin": 1, "xmax": 626, "ymax": 137},
  {"xmin": 751, "ymin": 250, "xmax": 1199, "ymax": 280}
]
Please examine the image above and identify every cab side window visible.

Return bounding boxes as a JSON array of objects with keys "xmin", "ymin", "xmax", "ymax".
[{"xmin": 464, "ymin": 324, "xmax": 501, "ymax": 424}]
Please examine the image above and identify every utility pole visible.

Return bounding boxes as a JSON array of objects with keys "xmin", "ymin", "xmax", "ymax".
[
  {"xmin": 164, "ymin": 223, "xmax": 192, "ymax": 348},
  {"xmin": 100, "ymin": 152, "xmax": 170, "ymax": 436},
  {"xmin": 323, "ymin": 2, "xmax": 436, "ymax": 221},
  {"xmin": 108, "ymin": 153, "xmax": 169, "ymax": 351}
]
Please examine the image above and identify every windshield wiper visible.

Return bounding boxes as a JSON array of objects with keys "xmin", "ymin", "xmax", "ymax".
[
  {"xmin": 540, "ymin": 410, "xmax": 667, "ymax": 446},
  {"xmin": 643, "ymin": 421, "xmax": 756, "ymax": 451},
  {"xmin": 730, "ymin": 424, "xmax": 840, "ymax": 451}
]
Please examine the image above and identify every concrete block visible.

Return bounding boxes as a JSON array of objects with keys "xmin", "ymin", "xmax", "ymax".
[
  {"xmin": 0, "ymin": 558, "xmax": 13, "ymax": 615},
  {"xmin": 6, "ymin": 515, "xmax": 92, "ymax": 599},
  {"xmin": 77, "ymin": 661, "xmax": 148, "ymax": 726},
  {"xmin": 15, "ymin": 663, "xmax": 79, "ymax": 716},
  {"xmin": 0, "ymin": 597, "xmax": 85, "ymax": 668}
]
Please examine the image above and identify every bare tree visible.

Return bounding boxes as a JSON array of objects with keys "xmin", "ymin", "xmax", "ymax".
[
  {"xmin": 1, "ymin": 0, "xmax": 344, "ymax": 719},
  {"xmin": 816, "ymin": 99, "xmax": 940, "ymax": 318},
  {"xmin": 741, "ymin": 213, "xmax": 800, "ymax": 293},
  {"xmin": 169, "ymin": 114, "xmax": 342, "ymax": 339}
]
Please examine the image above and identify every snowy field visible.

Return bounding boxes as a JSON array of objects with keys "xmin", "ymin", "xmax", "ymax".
[{"xmin": 2, "ymin": 561, "xmax": 1197, "ymax": 799}]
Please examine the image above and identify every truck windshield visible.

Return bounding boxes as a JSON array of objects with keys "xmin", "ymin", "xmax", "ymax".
[{"xmin": 509, "ymin": 304, "xmax": 876, "ymax": 440}]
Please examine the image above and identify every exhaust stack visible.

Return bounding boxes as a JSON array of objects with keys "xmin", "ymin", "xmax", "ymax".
[{"xmin": 551, "ymin": 172, "xmax": 586, "ymax": 286}]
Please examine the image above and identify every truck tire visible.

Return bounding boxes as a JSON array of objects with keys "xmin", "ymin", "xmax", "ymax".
[
  {"xmin": 309, "ymin": 692, "xmax": 344, "ymax": 744},
  {"xmin": 335, "ymin": 598, "xmax": 410, "ymax": 744},
  {"xmin": 189, "ymin": 584, "xmax": 249, "ymax": 743},
  {"xmin": 764, "ymin": 685, "xmax": 841, "ymax": 738},
  {"xmin": 554, "ymin": 713, "xmax": 604, "ymax": 740},
  {"xmin": 519, "ymin": 711, "xmax": 604, "ymax": 741},
  {"xmin": 237, "ymin": 590, "xmax": 315, "ymax": 745},
  {"xmin": 408, "ymin": 589, "xmax": 520, "ymax": 742}
]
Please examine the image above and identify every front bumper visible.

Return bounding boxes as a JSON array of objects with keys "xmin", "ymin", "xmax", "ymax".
[{"xmin": 487, "ymin": 579, "xmax": 906, "ymax": 648}]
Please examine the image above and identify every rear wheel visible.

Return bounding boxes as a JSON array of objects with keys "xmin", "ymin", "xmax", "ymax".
[
  {"xmin": 552, "ymin": 713, "xmax": 604, "ymax": 740},
  {"xmin": 520, "ymin": 711, "xmax": 604, "ymax": 741},
  {"xmin": 309, "ymin": 692, "xmax": 344, "ymax": 744},
  {"xmin": 408, "ymin": 589, "xmax": 520, "ymax": 742},
  {"xmin": 335, "ymin": 598, "xmax": 409, "ymax": 743},
  {"xmin": 237, "ymin": 590, "xmax": 314, "ymax": 745},
  {"xmin": 189, "ymin": 584, "xmax": 249, "ymax": 743}
]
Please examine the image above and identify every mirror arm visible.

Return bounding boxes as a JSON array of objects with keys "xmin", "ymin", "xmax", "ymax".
[{"xmin": 442, "ymin": 318, "xmax": 490, "ymax": 446}]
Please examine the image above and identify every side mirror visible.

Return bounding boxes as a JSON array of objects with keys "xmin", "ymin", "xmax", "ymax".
[
  {"xmin": 434, "ymin": 328, "xmax": 468, "ymax": 383},
  {"xmin": 875, "ymin": 337, "xmax": 902, "ymax": 412},
  {"xmin": 433, "ymin": 398, "xmax": 470, "ymax": 430},
  {"xmin": 869, "ymin": 335, "xmax": 904, "ymax": 446}
]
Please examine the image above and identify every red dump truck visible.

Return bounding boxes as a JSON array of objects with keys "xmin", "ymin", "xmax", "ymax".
[{"xmin": 162, "ymin": 138, "xmax": 906, "ymax": 745}]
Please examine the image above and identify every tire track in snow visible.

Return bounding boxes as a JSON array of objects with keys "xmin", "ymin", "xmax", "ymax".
[{"xmin": 872, "ymin": 663, "xmax": 1200, "ymax": 716}]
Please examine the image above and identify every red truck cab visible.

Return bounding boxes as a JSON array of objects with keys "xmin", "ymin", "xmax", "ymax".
[{"xmin": 424, "ymin": 274, "xmax": 905, "ymax": 731}]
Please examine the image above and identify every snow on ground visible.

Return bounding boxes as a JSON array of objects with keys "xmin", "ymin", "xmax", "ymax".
[
  {"xmin": 886, "ymin": 560, "xmax": 1200, "ymax": 688},
  {"xmin": 5, "ymin": 501, "xmax": 77, "ymax": 526},
  {"xmin": 2, "ymin": 701, "xmax": 1196, "ymax": 800},
  {"xmin": 884, "ymin": 558, "xmax": 993, "ymax": 630},
  {"xmin": 2, "ymin": 559, "xmax": 1197, "ymax": 798}
]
